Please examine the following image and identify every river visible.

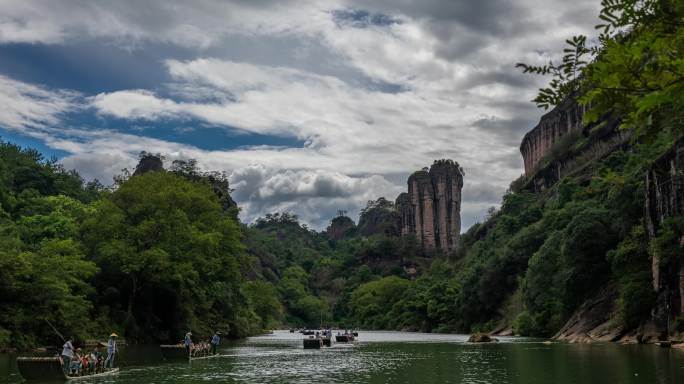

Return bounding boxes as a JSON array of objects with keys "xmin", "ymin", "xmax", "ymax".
[{"xmin": 1, "ymin": 331, "xmax": 683, "ymax": 383}]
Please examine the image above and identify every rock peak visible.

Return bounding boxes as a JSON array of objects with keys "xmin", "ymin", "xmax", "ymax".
[
  {"xmin": 133, "ymin": 153, "xmax": 164, "ymax": 176},
  {"xmin": 396, "ymin": 159, "xmax": 464, "ymax": 255}
]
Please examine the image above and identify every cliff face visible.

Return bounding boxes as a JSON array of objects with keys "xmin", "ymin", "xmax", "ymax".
[
  {"xmin": 645, "ymin": 136, "xmax": 684, "ymax": 321},
  {"xmin": 519, "ymin": 97, "xmax": 627, "ymax": 192},
  {"xmin": 520, "ymin": 97, "xmax": 586, "ymax": 175},
  {"xmin": 396, "ymin": 159, "xmax": 463, "ymax": 254}
]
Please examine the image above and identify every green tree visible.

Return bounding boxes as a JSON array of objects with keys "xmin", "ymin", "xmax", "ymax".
[
  {"xmin": 81, "ymin": 171, "xmax": 247, "ymax": 341},
  {"xmin": 0, "ymin": 234, "xmax": 96, "ymax": 349},
  {"xmin": 348, "ymin": 276, "xmax": 412, "ymax": 329},
  {"xmin": 244, "ymin": 280, "xmax": 283, "ymax": 330}
]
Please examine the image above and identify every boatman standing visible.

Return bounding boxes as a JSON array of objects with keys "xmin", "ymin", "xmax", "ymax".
[
  {"xmin": 210, "ymin": 331, "xmax": 221, "ymax": 355},
  {"xmin": 104, "ymin": 333, "xmax": 117, "ymax": 369},
  {"xmin": 61, "ymin": 337, "xmax": 74, "ymax": 373},
  {"xmin": 184, "ymin": 331, "xmax": 193, "ymax": 357}
]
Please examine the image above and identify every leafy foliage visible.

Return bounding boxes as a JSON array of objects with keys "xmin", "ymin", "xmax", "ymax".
[
  {"xmin": 0, "ymin": 141, "xmax": 100, "ymax": 349},
  {"xmin": 516, "ymin": 35, "xmax": 591, "ymax": 109},
  {"xmin": 518, "ymin": 0, "xmax": 684, "ymax": 141},
  {"xmin": 81, "ymin": 171, "xmax": 249, "ymax": 340}
]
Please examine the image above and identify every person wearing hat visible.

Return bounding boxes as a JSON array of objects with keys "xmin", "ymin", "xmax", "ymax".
[
  {"xmin": 61, "ymin": 337, "xmax": 75, "ymax": 373},
  {"xmin": 104, "ymin": 333, "xmax": 118, "ymax": 369},
  {"xmin": 210, "ymin": 331, "xmax": 221, "ymax": 355},
  {"xmin": 184, "ymin": 331, "xmax": 193, "ymax": 358}
]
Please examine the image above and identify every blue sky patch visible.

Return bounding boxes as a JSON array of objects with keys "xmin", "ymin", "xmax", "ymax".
[
  {"xmin": 0, "ymin": 129, "xmax": 70, "ymax": 160},
  {"xmin": 0, "ymin": 41, "xmax": 194, "ymax": 94},
  {"xmin": 332, "ymin": 9, "xmax": 401, "ymax": 29}
]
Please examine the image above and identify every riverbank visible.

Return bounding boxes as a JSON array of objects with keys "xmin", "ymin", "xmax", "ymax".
[{"xmin": 3, "ymin": 330, "xmax": 683, "ymax": 384}]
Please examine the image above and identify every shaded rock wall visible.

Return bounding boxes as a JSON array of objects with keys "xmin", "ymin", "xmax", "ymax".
[
  {"xmin": 519, "ymin": 96, "xmax": 627, "ymax": 192},
  {"xmin": 645, "ymin": 136, "xmax": 684, "ymax": 320},
  {"xmin": 520, "ymin": 97, "xmax": 587, "ymax": 175},
  {"xmin": 524, "ymin": 129, "xmax": 628, "ymax": 192},
  {"xmin": 553, "ymin": 283, "xmax": 623, "ymax": 343},
  {"xmin": 396, "ymin": 159, "xmax": 463, "ymax": 254}
]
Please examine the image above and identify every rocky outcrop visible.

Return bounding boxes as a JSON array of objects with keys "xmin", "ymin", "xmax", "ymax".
[
  {"xmin": 519, "ymin": 97, "xmax": 627, "ymax": 192},
  {"xmin": 131, "ymin": 154, "xmax": 238, "ymax": 214},
  {"xmin": 205, "ymin": 173, "xmax": 238, "ymax": 214},
  {"xmin": 133, "ymin": 153, "xmax": 164, "ymax": 175},
  {"xmin": 553, "ymin": 283, "xmax": 625, "ymax": 343},
  {"xmin": 468, "ymin": 333, "xmax": 498, "ymax": 343},
  {"xmin": 395, "ymin": 159, "xmax": 464, "ymax": 254},
  {"xmin": 645, "ymin": 136, "xmax": 684, "ymax": 328},
  {"xmin": 520, "ymin": 97, "xmax": 587, "ymax": 175}
]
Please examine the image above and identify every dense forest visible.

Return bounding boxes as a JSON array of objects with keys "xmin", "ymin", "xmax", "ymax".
[{"xmin": 0, "ymin": 0, "xmax": 682, "ymax": 350}]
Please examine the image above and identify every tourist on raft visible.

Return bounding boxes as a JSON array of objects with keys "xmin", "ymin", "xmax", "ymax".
[
  {"xmin": 184, "ymin": 331, "xmax": 193, "ymax": 357},
  {"xmin": 69, "ymin": 348, "xmax": 84, "ymax": 375},
  {"xmin": 61, "ymin": 337, "xmax": 75, "ymax": 373},
  {"xmin": 104, "ymin": 333, "xmax": 118, "ymax": 369},
  {"xmin": 89, "ymin": 345, "xmax": 103, "ymax": 373},
  {"xmin": 211, "ymin": 331, "xmax": 221, "ymax": 355}
]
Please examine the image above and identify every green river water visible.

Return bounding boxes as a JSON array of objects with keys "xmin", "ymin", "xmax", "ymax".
[{"xmin": 1, "ymin": 331, "xmax": 683, "ymax": 383}]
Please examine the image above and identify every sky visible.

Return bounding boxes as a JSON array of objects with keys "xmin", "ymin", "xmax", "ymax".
[{"xmin": 0, "ymin": 0, "xmax": 601, "ymax": 230}]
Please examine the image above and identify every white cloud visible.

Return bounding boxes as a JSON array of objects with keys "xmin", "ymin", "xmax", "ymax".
[
  {"xmin": 0, "ymin": 0, "xmax": 331, "ymax": 47},
  {"xmin": 0, "ymin": 0, "xmax": 603, "ymax": 229},
  {"xmin": 230, "ymin": 164, "xmax": 402, "ymax": 227},
  {"xmin": 0, "ymin": 75, "xmax": 78, "ymax": 132}
]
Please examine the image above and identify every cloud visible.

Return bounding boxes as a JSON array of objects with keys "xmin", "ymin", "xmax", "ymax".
[
  {"xmin": 472, "ymin": 116, "xmax": 537, "ymax": 146},
  {"xmin": 86, "ymin": 56, "xmax": 526, "ymax": 228},
  {"xmin": 61, "ymin": 152, "xmax": 137, "ymax": 182},
  {"xmin": 0, "ymin": 0, "xmax": 328, "ymax": 47},
  {"xmin": 0, "ymin": 0, "xmax": 604, "ymax": 230},
  {"xmin": 0, "ymin": 74, "xmax": 79, "ymax": 132},
  {"xmin": 229, "ymin": 163, "xmax": 402, "ymax": 228}
]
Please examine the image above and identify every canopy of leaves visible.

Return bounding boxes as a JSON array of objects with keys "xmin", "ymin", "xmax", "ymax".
[
  {"xmin": 519, "ymin": 0, "xmax": 684, "ymax": 141},
  {"xmin": 81, "ymin": 171, "xmax": 249, "ymax": 341}
]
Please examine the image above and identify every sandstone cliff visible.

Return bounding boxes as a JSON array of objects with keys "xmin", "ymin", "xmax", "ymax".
[
  {"xmin": 396, "ymin": 159, "xmax": 463, "ymax": 254},
  {"xmin": 645, "ymin": 136, "xmax": 684, "ymax": 329},
  {"xmin": 520, "ymin": 97, "xmax": 587, "ymax": 175},
  {"xmin": 519, "ymin": 97, "xmax": 627, "ymax": 192}
]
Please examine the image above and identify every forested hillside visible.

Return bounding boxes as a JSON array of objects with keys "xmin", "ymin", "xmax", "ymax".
[
  {"xmin": 0, "ymin": 146, "xmax": 260, "ymax": 349},
  {"xmin": 1, "ymin": 0, "xmax": 682, "ymax": 350},
  {"xmin": 243, "ymin": 0, "xmax": 684, "ymax": 342}
]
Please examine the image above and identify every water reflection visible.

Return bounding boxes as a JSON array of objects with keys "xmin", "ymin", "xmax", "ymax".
[{"xmin": 1, "ymin": 331, "xmax": 682, "ymax": 384}]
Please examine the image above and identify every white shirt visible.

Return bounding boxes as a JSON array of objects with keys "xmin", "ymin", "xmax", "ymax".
[{"xmin": 62, "ymin": 341, "xmax": 74, "ymax": 357}]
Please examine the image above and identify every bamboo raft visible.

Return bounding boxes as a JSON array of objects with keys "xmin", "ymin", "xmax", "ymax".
[
  {"xmin": 189, "ymin": 353, "xmax": 222, "ymax": 361},
  {"xmin": 335, "ymin": 334, "xmax": 355, "ymax": 343},
  {"xmin": 160, "ymin": 344, "xmax": 221, "ymax": 361},
  {"xmin": 303, "ymin": 337, "xmax": 323, "ymax": 349},
  {"xmin": 16, "ymin": 357, "xmax": 119, "ymax": 381}
]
